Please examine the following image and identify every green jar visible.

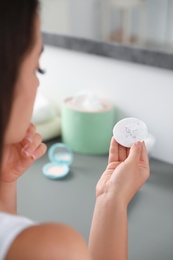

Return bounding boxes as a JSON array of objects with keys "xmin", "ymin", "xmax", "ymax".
[{"xmin": 61, "ymin": 98, "xmax": 116, "ymax": 154}]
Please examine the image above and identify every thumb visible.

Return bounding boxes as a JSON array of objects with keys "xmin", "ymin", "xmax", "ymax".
[{"xmin": 126, "ymin": 141, "xmax": 143, "ymax": 163}]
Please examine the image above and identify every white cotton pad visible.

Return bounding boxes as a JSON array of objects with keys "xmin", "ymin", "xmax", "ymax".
[{"xmin": 113, "ymin": 117, "xmax": 148, "ymax": 148}]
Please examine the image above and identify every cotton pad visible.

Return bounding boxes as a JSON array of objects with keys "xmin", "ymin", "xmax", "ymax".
[{"xmin": 113, "ymin": 117, "xmax": 148, "ymax": 148}]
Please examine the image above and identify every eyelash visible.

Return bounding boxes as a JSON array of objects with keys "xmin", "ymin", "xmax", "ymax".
[{"xmin": 37, "ymin": 67, "xmax": 46, "ymax": 74}]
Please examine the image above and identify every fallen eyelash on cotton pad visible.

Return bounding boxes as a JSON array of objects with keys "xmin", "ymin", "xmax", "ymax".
[{"xmin": 113, "ymin": 117, "xmax": 148, "ymax": 148}]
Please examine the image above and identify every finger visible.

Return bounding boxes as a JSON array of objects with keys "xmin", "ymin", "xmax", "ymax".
[
  {"xmin": 126, "ymin": 147, "xmax": 130, "ymax": 157},
  {"xmin": 118, "ymin": 143, "xmax": 127, "ymax": 161},
  {"xmin": 22, "ymin": 123, "xmax": 36, "ymax": 145},
  {"xmin": 108, "ymin": 137, "xmax": 118, "ymax": 163},
  {"xmin": 140, "ymin": 142, "xmax": 149, "ymax": 167},
  {"xmin": 126, "ymin": 141, "xmax": 142, "ymax": 164},
  {"xmin": 31, "ymin": 143, "xmax": 47, "ymax": 160},
  {"xmin": 20, "ymin": 143, "xmax": 47, "ymax": 167},
  {"xmin": 21, "ymin": 133, "xmax": 42, "ymax": 158}
]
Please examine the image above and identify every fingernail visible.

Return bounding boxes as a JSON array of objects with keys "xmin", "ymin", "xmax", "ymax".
[
  {"xmin": 25, "ymin": 136, "xmax": 32, "ymax": 143},
  {"xmin": 22, "ymin": 146, "xmax": 31, "ymax": 157},
  {"xmin": 31, "ymin": 154, "xmax": 36, "ymax": 160},
  {"xmin": 135, "ymin": 141, "xmax": 142, "ymax": 150}
]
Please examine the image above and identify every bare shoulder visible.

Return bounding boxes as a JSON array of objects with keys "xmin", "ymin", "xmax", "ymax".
[{"xmin": 6, "ymin": 223, "xmax": 91, "ymax": 260}]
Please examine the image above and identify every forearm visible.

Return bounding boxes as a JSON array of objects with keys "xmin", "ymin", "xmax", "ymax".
[
  {"xmin": 88, "ymin": 194, "xmax": 128, "ymax": 260},
  {"xmin": 0, "ymin": 181, "xmax": 17, "ymax": 213}
]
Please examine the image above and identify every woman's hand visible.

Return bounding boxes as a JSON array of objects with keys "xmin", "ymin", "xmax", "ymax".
[
  {"xmin": 96, "ymin": 137, "xmax": 150, "ymax": 207},
  {"xmin": 1, "ymin": 123, "xmax": 47, "ymax": 183}
]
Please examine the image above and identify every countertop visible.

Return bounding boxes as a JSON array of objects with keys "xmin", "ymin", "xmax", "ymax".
[{"xmin": 17, "ymin": 139, "xmax": 173, "ymax": 260}]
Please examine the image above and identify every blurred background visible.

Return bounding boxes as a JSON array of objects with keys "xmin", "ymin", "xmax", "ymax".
[
  {"xmin": 32, "ymin": 0, "xmax": 173, "ymax": 165},
  {"xmin": 40, "ymin": 0, "xmax": 173, "ymax": 53}
]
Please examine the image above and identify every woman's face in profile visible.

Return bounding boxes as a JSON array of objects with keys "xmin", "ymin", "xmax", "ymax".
[{"xmin": 5, "ymin": 15, "xmax": 43, "ymax": 144}]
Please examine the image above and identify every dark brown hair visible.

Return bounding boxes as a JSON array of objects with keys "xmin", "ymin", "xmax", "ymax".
[{"xmin": 0, "ymin": 0, "xmax": 39, "ymax": 168}]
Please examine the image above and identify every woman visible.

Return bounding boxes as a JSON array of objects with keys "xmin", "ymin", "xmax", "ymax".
[{"xmin": 0, "ymin": 0, "xmax": 150, "ymax": 259}]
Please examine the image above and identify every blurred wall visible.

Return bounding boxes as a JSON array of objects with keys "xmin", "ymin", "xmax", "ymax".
[{"xmin": 38, "ymin": 45, "xmax": 173, "ymax": 165}]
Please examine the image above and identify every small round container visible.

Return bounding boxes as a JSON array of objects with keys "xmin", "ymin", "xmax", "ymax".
[
  {"xmin": 61, "ymin": 98, "xmax": 116, "ymax": 154},
  {"xmin": 42, "ymin": 143, "xmax": 73, "ymax": 180}
]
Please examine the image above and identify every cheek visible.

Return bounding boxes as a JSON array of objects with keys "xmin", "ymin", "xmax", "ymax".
[
  {"xmin": 34, "ymin": 74, "xmax": 40, "ymax": 88},
  {"xmin": 5, "ymin": 76, "xmax": 39, "ymax": 144},
  {"xmin": 29, "ymin": 76, "xmax": 39, "ymax": 98},
  {"xmin": 24, "ymin": 76, "xmax": 39, "ymax": 116},
  {"xmin": 25, "ymin": 72, "xmax": 39, "ymax": 98}
]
